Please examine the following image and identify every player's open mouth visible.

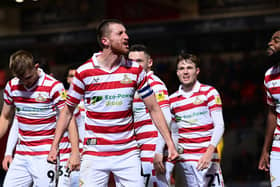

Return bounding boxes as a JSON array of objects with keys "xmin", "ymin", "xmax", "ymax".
[
  {"xmin": 267, "ymin": 47, "xmax": 274, "ymax": 55},
  {"xmin": 124, "ymin": 42, "xmax": 129, "ymax": 48}
]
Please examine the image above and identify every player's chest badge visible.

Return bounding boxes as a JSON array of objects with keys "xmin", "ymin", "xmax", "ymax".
[
  {"xmin": 120, "ymin": 74, "xmax": 132, "ymax": 84},
  {"xmin": 193, "ymin": 96, "xmax": 204, "ymax": 105},
  {"xmin": 35, "ymin": 93, "xmax": 47, "ymax": 102}
]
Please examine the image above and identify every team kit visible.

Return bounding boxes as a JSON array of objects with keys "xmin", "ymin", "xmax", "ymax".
[{"xmin": 0, "ymin": 19, "xmax": 277, "ymax": 187}]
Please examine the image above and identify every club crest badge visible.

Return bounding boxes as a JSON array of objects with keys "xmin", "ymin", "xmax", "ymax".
[
  {"xmin": 120, "ymin": 74, "xmax": 132, "ymax": 84},
  {"xmin": 35, "ymin": 93, "xmax": 47, "ymax": 102},
  {"xmin": 193, "ymin": 96, "xmax": 203, "ymax": 105}
]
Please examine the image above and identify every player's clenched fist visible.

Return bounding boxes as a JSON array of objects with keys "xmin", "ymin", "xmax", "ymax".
[
  {"xmin": 167, "ymin": 146, "xmax": 179, "ymax": 162},
  {"xmin": 47, "ymin": 147, "xmax": 58, "ymax": 164},
  {"xmin": 2, "ymin": 155, "xmax": 13, "ymax": 171}
]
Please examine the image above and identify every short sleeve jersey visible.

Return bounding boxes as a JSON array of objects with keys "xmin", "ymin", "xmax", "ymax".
[
  {"xmin": 3, "ymin": 69, "xmax": 65, "ymax": 156},
  {"xmin": 133, "ymin": 71, "xmax": 170, "ymax": 163},
  {"xmin": 264, "ymin": 65, "xmax": 280, "ymax": 153},
  {"xmin": 59, "ymin": 93, "xmax": 84, "ymax": 162},
  {"xmin": 133, "ymin": 71, "xmax": 169, "ymax": 122},
  {"xmin": 66, "ymin": 53, "xmax": 153, "ymax": 157}
]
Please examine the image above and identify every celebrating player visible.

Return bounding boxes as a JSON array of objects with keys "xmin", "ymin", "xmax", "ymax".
[{"xmin": 47, "ymin": 19, "xmax": 178, "ymax": 186}]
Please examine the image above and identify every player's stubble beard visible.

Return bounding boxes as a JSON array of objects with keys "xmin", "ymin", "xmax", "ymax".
[{"xmin": 267, "ymin": 49, "xmax": 280, "ymax": 66}]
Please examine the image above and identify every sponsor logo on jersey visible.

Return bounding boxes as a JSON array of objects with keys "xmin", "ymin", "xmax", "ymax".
[
  {"xmin": 134, "ymin": 107, "xmax": 144, "ymax": 112},
  {"xmin": 35, "ymin": 93, "xmax": 47, "ymax": 102},
  {"xmin": 120, "ymin": 74, "xmax": 132, "ymax": 84},
  {"xmin": 176, "ymin": 112, "xmax": 207, "ymax": 124},
  {"xmin": 175, "ymin": 115, "xmax": 182, "ymax": 122},
  {"xmin": 215, "ymin": 96, "xmax": 222, "ymax": 104},
  {"xmin": 105, "ymin": 94, "xmax": 133, "ymax": 100},
  {"xmin": 91, "ymin": 96, "xmax": 103, "ymax": 104},
  {"xmin": 193, "ymin": 96, "xmax": 204, "ymax": 105},
  {"xmin": 156, "ymin": 91, "xmax": 165, "ymax": 102},
  {"xmin": 16, "ymin": 107, "xmax": 48, "ymax": 112},
  {"xmin": 90, "ymin": 94, "xmax": 133, "ymax": 106},
  {"xmin": 60, "ymin": 90, "xmax": 67, "ymax": 100},
  {"xmin": 106, "ymin": 100, "xmax": 123, "ymax": 106},
  {"xmin": 182, "ymin": 111, "xmax": 208, "ymax": 119}
]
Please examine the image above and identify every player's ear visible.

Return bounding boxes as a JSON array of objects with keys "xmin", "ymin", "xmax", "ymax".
[
  {"xmin": 34, "ymin": 63, "xmax": 39, "ymax": 69},
  {"xmin": 148, "ymin": 58, "xmax": 153, "ymax": 68},
  {"xmin": 196, "ymin": 67, "xmax": 200, "ymax": 75},
  {"xmin": 102, "ymin": 37, "xmax": 110, "ymax": 48}
]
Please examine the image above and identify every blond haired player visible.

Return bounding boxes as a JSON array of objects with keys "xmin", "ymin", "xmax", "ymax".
[{"xmin": 0, "ymin": 50, "xmax": 70, "ymax": 187}]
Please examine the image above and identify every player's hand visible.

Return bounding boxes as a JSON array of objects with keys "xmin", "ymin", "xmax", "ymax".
[
  {"xmin": 167, "ymin": 144, "xmax": 179, "ymax": 162},
  {"xmin": 197, "ymin": 150, "xmax": 212, "ymax": 171},
  {"xmin": 67, "ymin": 152, "xmax": 80, "ymax": 171},
  {"xmin": 47, "ymin": 147, "xmax": 58, "ymax": 164},
  {"xmin": 153, "ymin": 153, "xmax": 165, "ymax": 174},
  {"xmin": 2, "ymin": 155, "xmax": 13, "ymax": 171},
  {"xmin": 258, "ymin": 150, "xmax": 270, "ymax": 171}
]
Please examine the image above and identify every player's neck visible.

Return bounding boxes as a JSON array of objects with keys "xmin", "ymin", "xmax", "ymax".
[
  {"xmin": 182, "ymin": 81, "xmax": 196, "ymax": 93},
  {"xmin": 97, "ymin": 51, "xmax": 122, "ymax": 70}
]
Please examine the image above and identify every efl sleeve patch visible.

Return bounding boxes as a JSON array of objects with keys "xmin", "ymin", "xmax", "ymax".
[
  {"xmin": 156, "ymin": 91, "xmax": 166, "ymax": 102},
  {"xmin": 215, "ymin": 96, "xmax": 222, "ymax": 104},
  {"xmin": 60, "ymin": 90, "xmax": 67, "ymax": 100}
]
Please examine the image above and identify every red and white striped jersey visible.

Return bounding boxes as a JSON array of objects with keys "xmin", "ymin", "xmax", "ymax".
[
  {"xmin": 66, "ymin": 53, "xmax": 153, "ymax": 157},
  {"xmin": 264, "ymin": 65, "xmax": 280, "ymax": 153},
  {"xmin": 133, "ymin": 71, "xmax": 170, "ymax": 166},
  {"xmin": 59, "ymin": 95, "xmax": 85, "ymax": 162},
  {"xmin": 3, "ymin": 69, "xmax": 65, "ymax": 156},
  {"xmin": 75, "ymin": 99, "xmax": 86, "ymax": 143},
  {"xmin": 169, "ymin": 81, "xmax": 221, "ymax": 162}
]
